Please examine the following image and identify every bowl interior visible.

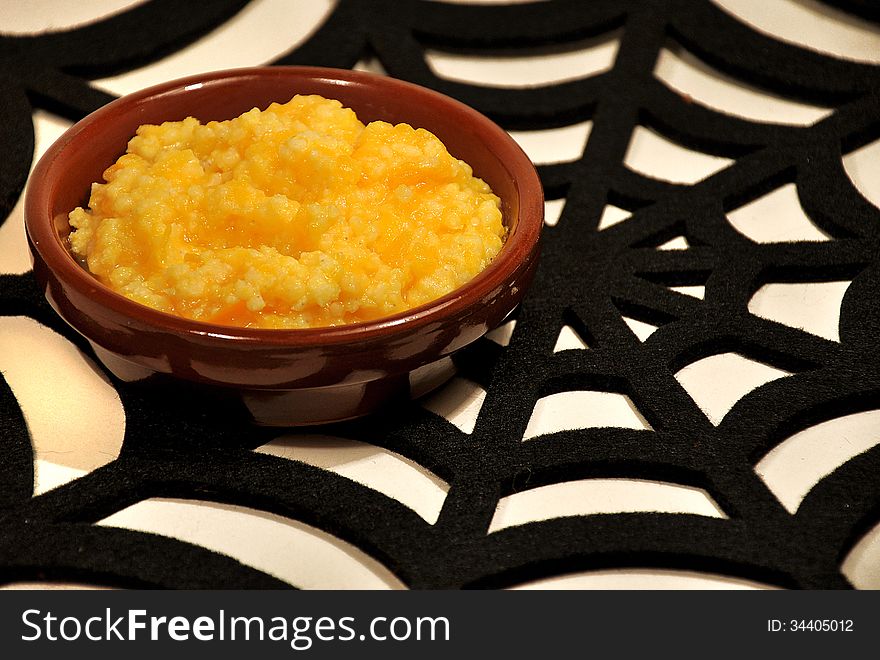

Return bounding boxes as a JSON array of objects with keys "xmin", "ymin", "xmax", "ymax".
[{"xmin": 47, "ymin": 69, "xmax": 525, "ymax": 259}]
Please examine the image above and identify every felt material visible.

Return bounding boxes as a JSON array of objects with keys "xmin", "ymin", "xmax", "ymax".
[{"xmin": 1, "ymin": 0, "xmax": 879, "ymax": 589}]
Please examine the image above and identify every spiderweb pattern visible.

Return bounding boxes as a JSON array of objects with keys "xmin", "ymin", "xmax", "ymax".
[{"xmin": 1, "ymin": 0, "xmax": 879, "ymax": 588}]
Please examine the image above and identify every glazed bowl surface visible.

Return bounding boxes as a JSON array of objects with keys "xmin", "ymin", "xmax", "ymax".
[{"xmin": 25, "ymin": 66, "xmax": 543, "ymax": 425}]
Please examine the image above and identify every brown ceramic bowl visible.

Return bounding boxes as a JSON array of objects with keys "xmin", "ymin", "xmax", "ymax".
[{"xmin": 25, "ymin": 66, "xmax": 542, "ymax": 426}]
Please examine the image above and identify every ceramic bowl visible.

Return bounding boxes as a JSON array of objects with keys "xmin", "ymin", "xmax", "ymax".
[{"xmin": 25, "ymin": 66, "xmax": 543, "ymax": 425}]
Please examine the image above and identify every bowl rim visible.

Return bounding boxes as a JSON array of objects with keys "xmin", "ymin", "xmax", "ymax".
[{"xmin": 26, "ymin": 65, "xmax": 543, "ymax": 347}]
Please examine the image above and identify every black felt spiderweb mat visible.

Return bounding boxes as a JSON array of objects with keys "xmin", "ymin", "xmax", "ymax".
[{"xmin": 1, "ymin": 0, "xmax": 880, "ymax": 588}]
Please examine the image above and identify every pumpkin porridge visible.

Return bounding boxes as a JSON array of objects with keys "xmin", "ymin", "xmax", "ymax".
[{"xmin": 68, "ymin": 95, "xmax": 506, "ymax": 328}]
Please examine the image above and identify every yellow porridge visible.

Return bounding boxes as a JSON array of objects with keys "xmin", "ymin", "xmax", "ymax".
[{"xmin": 68, "ymin": 94, "xmax": 506, "ymax": 328}]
